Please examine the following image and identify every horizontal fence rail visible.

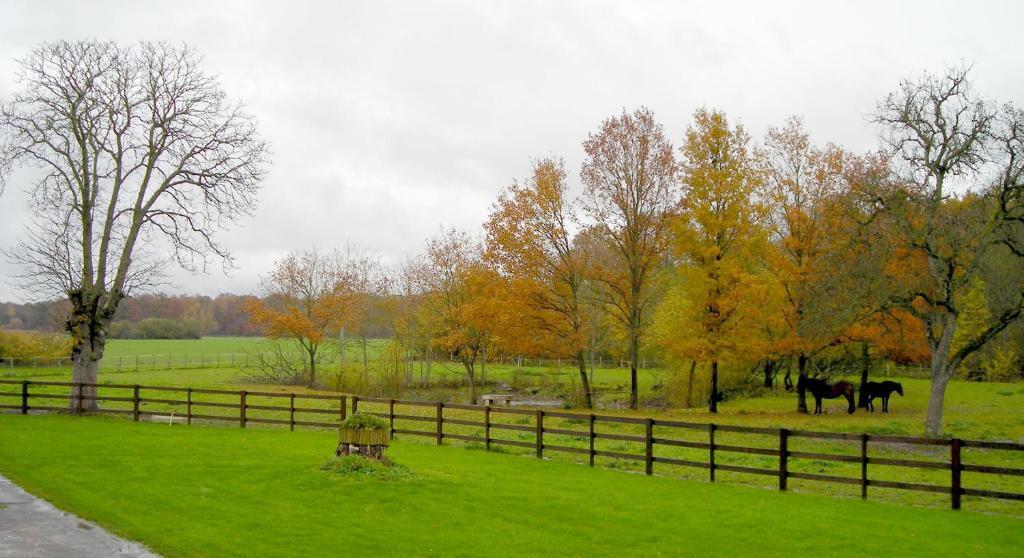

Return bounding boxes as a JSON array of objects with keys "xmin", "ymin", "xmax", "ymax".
[{"xmin": 1, "ymin": 379, "xmax": 1022, "ymax": 512}]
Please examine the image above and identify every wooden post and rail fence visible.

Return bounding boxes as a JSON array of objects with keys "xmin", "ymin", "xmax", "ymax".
[{"xmin": 1, "ymin": 379, "xmax": 1022, "ymax": 512}]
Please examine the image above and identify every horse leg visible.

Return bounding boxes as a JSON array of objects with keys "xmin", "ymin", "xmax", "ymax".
[
  {"xmin": 814, "ymin": 396, "xmax": 822, "ymax": 415},
  {"xmin": 847, "ymin": 392, "xmax": 855, "ymax": 414},
  {"xmin": 883, "ymin": 395, "xmax": 889, "ymax": 413}
]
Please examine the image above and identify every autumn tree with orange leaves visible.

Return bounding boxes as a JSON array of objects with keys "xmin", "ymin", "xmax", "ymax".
[
  {"xmin": 245, "ymin": 249, "xmax": 359, "ymax": 386},
  {"xmin": 759, "ymin": 118, "xmax": 861, "ymax": 413},
  {"xmin": 582, "ymin": 108, "xmax": 679, "ymax": 409},
  {"xmin": 485, "ymin": 157, "xmax": 596, "ymax": 407},
  {"xmin": 411, "ymin": 228, "xmax": 505, "ymax": 404}
]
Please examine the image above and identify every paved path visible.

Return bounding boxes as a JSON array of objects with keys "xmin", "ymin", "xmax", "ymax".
[{"xmin": 0, "ymin": 474, "xmax": 158, "ymax": 557}]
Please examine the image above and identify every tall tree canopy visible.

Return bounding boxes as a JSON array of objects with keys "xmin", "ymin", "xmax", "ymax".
[
  {"xmin": 661, "ymin": 108, "xmax": 765, "ymax": 412},
  {"xmin": 485, "ymin": 157, "xmax": 596, "ymax": 407},
  {"xmin": 870, "ymin": 66, "xmax": 1024, "ymax": 435},
  {"xmin": 0, "ymin": 41, "xmax": 268, "ymax": 409},
  {"xmin": 582, "ymin": 107, "xmax": 678, "ymax": 409}
]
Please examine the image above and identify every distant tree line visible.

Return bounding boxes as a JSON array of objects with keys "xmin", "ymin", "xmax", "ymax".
[{"xmin": 1, "ymin": 294, "xmax": 262, "ymax": 338}]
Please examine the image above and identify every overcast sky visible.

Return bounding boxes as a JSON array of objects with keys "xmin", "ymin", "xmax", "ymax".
[{"xmin": 1, "ymin": 0, "xmax": 1021, "ymax": 301}]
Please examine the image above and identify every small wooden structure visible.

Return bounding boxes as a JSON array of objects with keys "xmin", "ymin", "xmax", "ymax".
[
  {"xmin": 481, "ymin": 394, "xmax": 515, "ymax": 407},
  {"xmin": 336, "ymin": 426, "xmax": 390, "ymax": 460}
]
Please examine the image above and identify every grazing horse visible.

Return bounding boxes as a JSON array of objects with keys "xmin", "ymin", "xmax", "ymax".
[
  {"xmin": 863, "ymin": 381, "xmax": 903, "ymax": 413},
  {"xmin": 798, "ymin": 376, "xmax": 856, "ymax": 415}
]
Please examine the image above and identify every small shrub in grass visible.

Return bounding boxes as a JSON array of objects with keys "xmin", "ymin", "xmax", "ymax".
[
  {"xmin": 341, "ymin": 412, "xmax": 389, "ymax": 430},
  {"xmin": 319, "ymin": 456, "xmax": 412, "ymax": 481}
]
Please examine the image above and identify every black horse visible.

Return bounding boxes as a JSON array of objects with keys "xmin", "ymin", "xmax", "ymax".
[
  {"xmin": 863, "ymin": 381, "xmax": 903, "ymax": 413},
  {"xmin": 798, "ymin": 376, "xmax": 855, "ymax": 415}
]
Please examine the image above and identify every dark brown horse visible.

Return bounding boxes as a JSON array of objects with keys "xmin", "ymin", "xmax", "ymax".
[
  {"xmin": 798, "ymin": 376, "xmax": 855, "ymax": 415},
  {"xmin": 863, "ymin": 381, "xmax": 903, "ymax": 413}
]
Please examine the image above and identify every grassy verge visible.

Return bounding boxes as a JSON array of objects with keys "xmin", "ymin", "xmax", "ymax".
[{"xmin": 0, "ymin": 414, "xmax": 1021, "ymax": 557}]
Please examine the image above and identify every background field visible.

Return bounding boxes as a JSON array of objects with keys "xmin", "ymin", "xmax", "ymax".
[{"xmin": 1, "ymin": 336, "xmax": 935, "ymax": 409}]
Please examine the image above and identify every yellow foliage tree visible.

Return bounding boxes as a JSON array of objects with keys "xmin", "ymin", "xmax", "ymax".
[{"xmin": 659, "ymin": 109, "xmax": 766, "ymax": 412}]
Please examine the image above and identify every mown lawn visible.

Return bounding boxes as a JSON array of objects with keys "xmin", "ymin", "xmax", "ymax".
[{"xmin": 0, "ymin": 414, "xmax": 1021, "ymax": 557}]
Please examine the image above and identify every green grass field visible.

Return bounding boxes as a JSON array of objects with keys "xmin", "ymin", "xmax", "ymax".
[
  {"xmin": 100, "ymin": 336, "xmax": 271, "ymax": 356},
  {"xmin": 0, "ymin": 414, "xmax": 1020, "ymax": 558}
]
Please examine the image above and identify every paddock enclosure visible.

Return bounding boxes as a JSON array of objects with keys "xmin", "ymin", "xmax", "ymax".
[{"xmin": 2, "ymin": 379, "xmax": 1022, "ymax": 515}]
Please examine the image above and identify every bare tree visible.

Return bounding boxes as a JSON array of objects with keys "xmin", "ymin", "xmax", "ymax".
[
  {"xmin": 581, "ymin": 108, "xmax": 678, "ymax": 409},
  {"xmin": 871, "ymin": 66, "xmax": 1024, "ymax": 435},
  {"xmin": 0, "ymin": 41, "xmax": 268, "ymax": 409}
]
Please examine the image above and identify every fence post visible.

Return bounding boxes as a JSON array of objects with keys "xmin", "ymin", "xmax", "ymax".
[
  {"xmin": 535, "ymin": 410, "xmax": 544, "ymax": 459},
  {"xmin": 951, "ymin": 438, "xmax": 962, "ymax": 510},
  {"xmin": 389, "ymin": 399, "xmax": 396, "ymax": 440},
  {"xmin": 645, "ymin": 418, "xmax": 654, "ymax": 475},
  {"xmin": 240, "ymin": 391, "xmax": 247, "ymax": 428},
  {"xmin": 484, "ymin": 406, "xmax": 491, "ymax": 451},
  {"xmin": 187, "ymin": 388, "xmax": 193, "ymax": 425},
  {"xmin": 589, "ymin": 413, "xmax": 596, "ymax": 467},
  {"xmin": 289, "ymin": 394, "xmax": 296, "ymax": 431},
  {"xmin": 340, "ymin": 395, "xmax": 347, "ymax": 422},
  {"xmin": 435, "ymin": 402, "xmax": 443, "ymax": 445},
  {"xmin": 20, "ymin": 380, "xmax": 28, "ymax": 414},
  {"xmin": 132, "ymin": 385, "xmax": 140, "ymax": 422},
  {"xmin": 352, "ymin": 395, "xmax": 359, "ymax": 415},
  {"xmin": 860, "ymin": 434, "xmax": 869, "ymax": 500},
  {"xmin": 778, "ymin": 428, "xmax": 789, "ymax": 491},
  {"xmin": 708, "ymin": 423, "xmax": 716, "ymax": 482}
]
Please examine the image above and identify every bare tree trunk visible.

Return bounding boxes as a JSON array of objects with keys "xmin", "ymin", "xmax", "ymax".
[
  {"xmin": 857, "ymin": 342, "xmax": 870, "ymax": 409},
  {"xmin": 763, "ymin": 360, "xmax": 775, "ymax": 388},
  {"xmin": 309, "ymin": 350, "xmax": 317, "ymax": 387},
  {"xmin": 463, "ymin": 361, "xmax": 478, "ymax": 405},
  {"xmin": 686, "ymin": 360, "xmax": 696, "ymax": 407},
  {"xmin": 926, "ymin": 365, "xmax": 954, "ymax": 437},
  {"xmin": 70, "ymin": 340, "xmax": 100, "ymax": 412},
  {"xmin": 797, "ymin": 353, "xmax": 808, "ymax": 414},
  {"xmin": 576, "ymin": 350, "xmax": 593, "ymax": 408},
  {"xmin": 708, "ymin": 359, "xmax": 719, "ymax": 413},
  {"xmin": 338, "ymin": 328, "xmax": 346, "ymax": 369},
  {"xmin": 425, "ymin": 348, "xmax": 432, "ymax": 388},
  {"xmin": 628, "ymin": 330, "xmax": 639, "ymax": 409},
  {"xmin": 67, "ymin": 300, "xmax": 111, "ymax": 412}
]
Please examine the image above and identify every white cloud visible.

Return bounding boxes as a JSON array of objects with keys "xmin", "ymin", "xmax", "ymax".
[{"xmin": 1, "ymin": 0, "xmax": 1022, "ymax": 299}]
